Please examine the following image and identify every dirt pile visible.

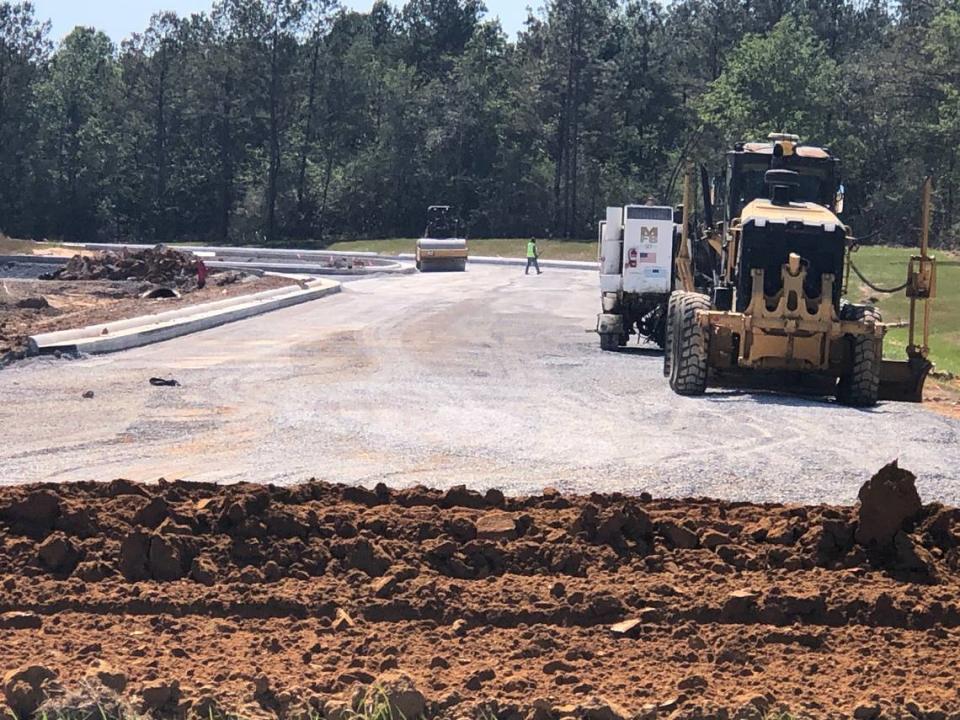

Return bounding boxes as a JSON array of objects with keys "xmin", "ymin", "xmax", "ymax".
[
  {"xmin": 1, "ymin": 468, "xmax": 960, "ymax": 719},
  {"xmin": 42, "ymin": 246, "xmax": 203, "ymax": 288},
  {"xmin": 857, "ymin": 460, "xmax": 923, "ymax": 546}
]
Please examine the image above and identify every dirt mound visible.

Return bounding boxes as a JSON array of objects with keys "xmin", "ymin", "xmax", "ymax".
[
  {"xmin": 42, "ymin": 246, "xmax": 203, "ymax": 288},
  {"xmin": 1, "ymin": 472, "xmax": 960, "ymax": 719},
  {"xmin": 856, "ymin": 460, "xmax": 923, "ymax": 546}
]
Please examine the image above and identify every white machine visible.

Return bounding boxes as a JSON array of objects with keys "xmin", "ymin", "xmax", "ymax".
[{"xmin": 596, "ymin": 204, "xmax": 678, "ymax": 351}]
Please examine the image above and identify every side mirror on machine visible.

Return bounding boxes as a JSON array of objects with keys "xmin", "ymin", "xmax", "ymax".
[{"xmin": 835, "ymin": 184, "xmax": 845, "ymax": 214}]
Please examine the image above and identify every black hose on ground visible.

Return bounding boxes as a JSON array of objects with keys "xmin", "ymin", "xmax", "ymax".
[{"xmin": 848, "ymin": 259, "xmax": 909, "ymax": 294}]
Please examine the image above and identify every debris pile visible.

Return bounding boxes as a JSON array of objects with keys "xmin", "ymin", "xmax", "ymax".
[
  {"xmin": 0, "ymin": 467, "xmax": 959, "ymax": 719},
  {"xmin": 0, "ymin": 285, "xmax": 57, "ymax": 313},
  {"xmin": 1, "ymin": 272, "xmax": 293, "ymax": 365},
  {"xmin": 42, "ymin": 246, "xmax": 204, "ymax": 289}
]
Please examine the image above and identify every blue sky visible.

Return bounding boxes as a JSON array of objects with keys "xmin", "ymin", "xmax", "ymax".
[{"xmin": 31, "ymin": 1, "xmax": 531, "ymax": 45}]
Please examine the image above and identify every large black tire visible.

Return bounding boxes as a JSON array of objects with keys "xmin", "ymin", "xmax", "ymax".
[
  {"xmin": 668, "ymin": 292, "xmax": 711, "ymax": 396},
  {"xmin": 837, "ymin": 304, "xmax": 882, "ymax": 407},
  {"xmin": 600, "ymin": 333, "xmax": 618, "ymax": 351},
  {"xmin": 663, "ymin": 293, "xmax": 680, "ymax": 377}
]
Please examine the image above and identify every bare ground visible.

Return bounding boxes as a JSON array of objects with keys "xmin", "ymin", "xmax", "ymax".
[
  {"xmin": 0, "ymin": 275, "xmax": 297, "ymax": 361},
  {"xmin": 1, "ymin": 470, "xmax": 959, "ymax": 720}
]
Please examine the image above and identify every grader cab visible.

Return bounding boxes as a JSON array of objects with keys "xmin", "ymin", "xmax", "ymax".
[{"xmin": 665, "ymin": 133, "xmax": 936, "ymax": 406}]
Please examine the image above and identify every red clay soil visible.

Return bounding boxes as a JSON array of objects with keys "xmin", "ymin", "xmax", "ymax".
[
  {"xmin": 925, "ymin": 376, "xmax": 960, "ymax": 420},
  {"xmin": 1, "ymin": 464, "xmax": 960, "ymax": 720}
]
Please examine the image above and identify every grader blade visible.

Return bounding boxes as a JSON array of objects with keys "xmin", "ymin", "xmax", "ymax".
[{"xmin": 879, "ymin": 357, "xmax": 933, "ymax": 403}]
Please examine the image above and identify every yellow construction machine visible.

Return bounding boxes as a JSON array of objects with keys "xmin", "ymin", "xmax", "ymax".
[
  {"xmin": 665, "ymin": 133, "xmax": 936, "ymax": 406},
  {"xmin": 416, "ymin": 205, "xmax": 468, "ymax": 272}
]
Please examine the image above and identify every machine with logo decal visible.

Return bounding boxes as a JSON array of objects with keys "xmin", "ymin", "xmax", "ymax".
[{"xmin": 595, "ymin": 204, "xmax": 678, "ymax": 351}]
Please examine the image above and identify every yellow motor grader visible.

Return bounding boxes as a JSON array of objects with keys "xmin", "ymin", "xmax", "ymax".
[{"xmin": 665, "ymin": 133, "xmax": 937, "ymax": 406}]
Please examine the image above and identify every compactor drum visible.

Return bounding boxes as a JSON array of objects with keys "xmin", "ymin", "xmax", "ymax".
[{"xmin": 417, "ymin": 205, "xmax": 468, "ymax": 272}]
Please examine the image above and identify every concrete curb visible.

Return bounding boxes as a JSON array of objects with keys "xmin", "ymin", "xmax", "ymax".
[
  {"xmin": 0, "ymin": 254, "xmax": 67, "ymax": 265},
  {"xmin": 65, "ymin": 242, "xmax": 599, "ymax": 271},
  {"xmin": 28, "ymin": 278, "xmax": 342, "ymax": 356},
  {"xmin": 472, "ymin": 255, "xmax": 598, "ymax": 271},
  {"xmin": 76, "ymin": 242, "xmax": 384, "ymax": 260},
  {"xmin": 393, "ymin": 253, "xmax": 598, "ymax": 271},
  {"xmin": 74, "ymin": 243, "xmax": 414, "ymax": 275},
  {"xmin": 207, "ymin": 259, "xmax": 416, "ymax": 276}
]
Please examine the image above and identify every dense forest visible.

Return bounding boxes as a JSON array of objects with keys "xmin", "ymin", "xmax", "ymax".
[{"xmin": 0, "ymin": 0, "xmax": 957, "ymax": 245}]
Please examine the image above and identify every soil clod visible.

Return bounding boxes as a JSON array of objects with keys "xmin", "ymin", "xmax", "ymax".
[{"xmin": 856, "ymin": 460, "xmax": 923, "ymax": 546}]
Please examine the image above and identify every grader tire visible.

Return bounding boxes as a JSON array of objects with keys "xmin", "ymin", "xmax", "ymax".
[
  {"xmin": 663, "ymin": 293, "xmax": 680, "ymax": 378},
  {"xmin": 600, "ymin": 333, "xmax": 618, "ymax": 352},
  {"xmin": 668, "ymin": 292, "xmax": 711, "ymax": 396},
  {"xmin": 837, "ymin": 305, "xmax": 882, "ymax": 407}
]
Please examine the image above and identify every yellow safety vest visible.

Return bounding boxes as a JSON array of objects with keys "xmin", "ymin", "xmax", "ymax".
[{"xmin": 527, "ymin": 241, "xmax": 536, "ymax": 258}]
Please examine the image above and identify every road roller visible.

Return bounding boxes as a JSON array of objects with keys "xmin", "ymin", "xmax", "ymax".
[{"xmin": 416, "ymin": 205, "xmax": 468, "ymax": 272}]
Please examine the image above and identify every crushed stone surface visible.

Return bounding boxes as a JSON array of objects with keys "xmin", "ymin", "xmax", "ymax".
[{"xmin": 1, "ymin": 266, "xmax": 959, "ymax": 503}]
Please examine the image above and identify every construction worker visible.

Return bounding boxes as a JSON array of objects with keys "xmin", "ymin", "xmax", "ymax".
[{"xmin": 525, "ymin": 238, "xmax": 542, "ymax": 275}]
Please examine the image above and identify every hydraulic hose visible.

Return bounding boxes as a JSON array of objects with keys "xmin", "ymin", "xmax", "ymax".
[{"xmin": 848, "ymin": 259, "xmax": 909, "ymax": 294}]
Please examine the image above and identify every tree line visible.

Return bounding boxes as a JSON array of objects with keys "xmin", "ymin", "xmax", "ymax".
[{"xmin": 0, "ymin": 0, "xmax": 957, "ymax": 246}]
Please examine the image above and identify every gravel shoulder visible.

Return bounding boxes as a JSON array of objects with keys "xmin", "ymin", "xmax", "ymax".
[{"xmin": 1, "ymin": 266, "xmax": 960, "ymax": 504}]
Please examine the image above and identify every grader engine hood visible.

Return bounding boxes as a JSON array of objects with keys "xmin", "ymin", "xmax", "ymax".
[{"xmin": 736, "ymin": 199, "xmax": 846, "ymax": 312}]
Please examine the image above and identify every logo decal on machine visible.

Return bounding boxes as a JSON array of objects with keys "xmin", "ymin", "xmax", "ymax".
[
  {"xmin": 640, "ymin": 226, "xmax": 658, "ymax": 243},
  {"xmin": 627, "ymin": 248, "xmax": 658, "ymax": 268}
]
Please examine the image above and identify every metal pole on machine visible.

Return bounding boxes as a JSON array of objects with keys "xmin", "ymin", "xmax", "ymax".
[
  {"xmin": 907, "ymin": 177, "xmax": 936, "ymax": 360},
  {"xmin": 878, "ymin": 177, "xmax": 937, "ymax": 402},
  {"xmin": 675, "ymin": 164, "xmax": 696, "ymax": 293}
]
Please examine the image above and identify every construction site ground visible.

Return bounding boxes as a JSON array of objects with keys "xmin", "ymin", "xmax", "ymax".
[
  {"xmin": 1, "ymin": 265, "xmax": 959, "ymax": 503},
  {"xmin": 0, "ymin": 276, "xmax": 297, "ymax": 361},
  {"xmin": 3, "ymin": 265, "xmax": 960, "ymax": 720},
  {"xmin": 1, "ymin": 470, "xmax": 960, "ymax": 720}
]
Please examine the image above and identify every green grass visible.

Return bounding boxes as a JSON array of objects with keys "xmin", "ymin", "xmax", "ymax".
[
  {"xmin": 847, "ymin": 245, "xmax": 960, "ymax": 374},
  {"xmin": 327, "ymin": 237, "xmax": 599, "ymax": 262},
  {"xmin": 0, "ymin": 237, "xmax": 45, "ymax": 254},
  {"xmin": 0, "ymin": 236, "xmax": 75, "ymax": 255}
]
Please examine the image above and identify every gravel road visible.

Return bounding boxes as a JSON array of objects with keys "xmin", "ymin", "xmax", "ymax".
[
  {"xmin": 2, "ymin": 265, "xmax": 959, "ymax": 503},
  {"xmin": 1, "ymin": 261, "xmax": 53, "ymax": 279}
]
